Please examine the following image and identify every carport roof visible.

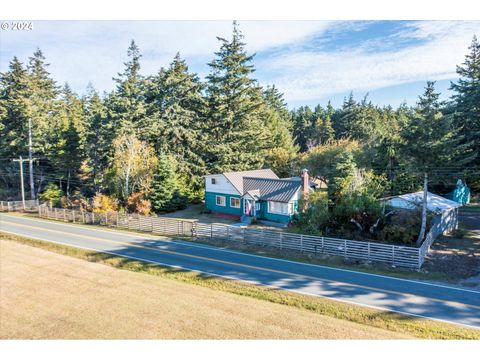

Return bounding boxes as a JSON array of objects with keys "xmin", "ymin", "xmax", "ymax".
[{"xmin": 386, "ymin": 191, "xmax": 461, "ymax": 213}]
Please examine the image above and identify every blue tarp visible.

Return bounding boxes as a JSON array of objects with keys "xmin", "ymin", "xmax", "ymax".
[{"xmin": 446, "ymin": 179, "xmax": 470, "ymax": 205}]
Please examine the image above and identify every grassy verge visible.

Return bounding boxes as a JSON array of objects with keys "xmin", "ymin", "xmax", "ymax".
[
  {"xmin": 1, "ymin": 232, "xmax": 479, "ymax": 340},
  {"xmin": 5, "ymin": 211, "xmax": 454, "ymax": 283}
]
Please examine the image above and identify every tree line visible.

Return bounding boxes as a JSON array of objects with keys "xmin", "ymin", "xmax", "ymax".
[{"xmin": 1, "ymin": 23, "xmax": 478, "ymax": 226}]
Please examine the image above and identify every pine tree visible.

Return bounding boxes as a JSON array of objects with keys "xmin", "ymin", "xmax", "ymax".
[
  {"xmin": 144, "ymin": 53, "xmax": 206, "ymax": 198},
  {"xmin": 262, "ymin": 85, "xmax": 298, "ymax": 176},
  {"xmin": 49, "ymin": 84, "xmax": 86, "ymax": 196},
  {"xmin": 54, "ymin": 120, "xmax": 83, "ymax": 197},
  {"xmin": 26, "ymin": 49, "xmax": 59, "ymax": 157},
  {"xmin": 149, "ymin": 155, "xmax": 188, "ymax": 212},
  {"xmin": 110, "ymin": 40, "xmax": 146, "ymax": 137},
  {"xmin": 316, "ymin": 115, "xmax": 335, "ymax": 145},
  {"xmin": 291, "ymin": 105, "xmax": 313, "ymax": 152},
  {"xmin": 204, "ymin": 21, "xmax": 270, "ymax": 173},
  {"xmin": 403, "ymin": 82, "xmax": 470, "ymax": 245},
  {"xmin": 335, "ymin": 93, "xmax": 357, "ymax": 138},
  {"xmin": 0, "ymin": 57, "xmax": 30, "ymax": 159},
  {"xmin": 84, "ymin": 85, "xmax": 112, "ymax": 192},
  {"xmin": 450, "ymin": 35, "xmax": 480, "ymax": 190}
]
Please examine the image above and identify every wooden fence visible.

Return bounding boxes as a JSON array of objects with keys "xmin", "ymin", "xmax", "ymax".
[
  {"xmin": 3, "ymin": 201, "xmax": 424, "ymax": 269},
  {"xmin": 193, "ymin": 223, "xmax": 421, "ymax": 269},
  {"xmin": 0, "ymin": 200, "xmax": 39, "ymax": 212},
  {"xmin": 38, "ymin": 205, "xmax": 196, "ymax": 237}
]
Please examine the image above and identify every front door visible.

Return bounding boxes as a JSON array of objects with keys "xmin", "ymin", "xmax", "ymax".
[{"xmin": 243, "ymin": 199, "xmax": 255, "ymax": 216}]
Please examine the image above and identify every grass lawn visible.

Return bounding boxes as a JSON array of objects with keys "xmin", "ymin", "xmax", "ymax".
[
  {"xmin": 161, "ymin": 203, "xmax": 238, "ymax": 224},
  {"xmin": 1, "ymin": 233, "xmax": 479, "ymax": 339},
  {"xmin": 1, "ymin": 238, "xmax": 409, "ymax": 340}
]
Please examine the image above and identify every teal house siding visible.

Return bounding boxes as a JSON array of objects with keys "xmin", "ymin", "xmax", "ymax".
[
  {"xmin": 205, "ymin": 191, "xmax": 242, "ymax": 216},
  {"xmin": 261, "ymin": 201, "xmax": 295, "ymax": 223}
]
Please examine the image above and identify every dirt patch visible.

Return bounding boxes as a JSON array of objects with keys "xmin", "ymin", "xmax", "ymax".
[{"xmin": 423, "ymin": 210, "xmax": 480, "ymax": 286}]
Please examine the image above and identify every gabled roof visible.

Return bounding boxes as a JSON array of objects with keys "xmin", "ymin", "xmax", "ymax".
[
  {"xmin": 243, "ymin": 177, "xmax": 301, "ymax": 203},
  {"xmin": 223, "ymin": 169, "xmax": 278, "ymax": 194},
  {"xmin": 386, "ymin": 191, "xmax": 461, "ymax": 213},
  {"xmin": 244, "ymin": 189, "xmax": 260, "ymax": 200}
]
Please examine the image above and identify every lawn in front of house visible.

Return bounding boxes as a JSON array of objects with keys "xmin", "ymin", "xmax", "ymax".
[{"xmin": 161, "ymin": 203, "xmax": 238, "ymax": 225}]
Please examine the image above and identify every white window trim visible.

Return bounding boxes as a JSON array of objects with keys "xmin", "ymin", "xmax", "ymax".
[
  {"xmin": 216, "ymin": 195, "xmax": 226, "ymax": 207},
  {"xmin": 211, "ymin": 178, "xmax": 217, "ymax": 184},
  {"xmin": 230, "ymin": 197, "xmax": 241, "ymax": 208},
  {"xmin": 268, "ymin": 201, "xmax": 290, "ymax": 215}
]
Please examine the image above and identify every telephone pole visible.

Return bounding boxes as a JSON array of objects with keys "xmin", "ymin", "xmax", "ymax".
[
  {"xmin": 13, "ymin": 156, "xmax": 26, "ymax": 209},
  {"xmin": 28, "ymin": 118, "xmax": 35, "ymax": 199}
]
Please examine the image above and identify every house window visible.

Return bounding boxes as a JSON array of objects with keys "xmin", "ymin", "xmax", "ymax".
[
  {"xmin": 211, "ymin": 178, "xmax": 216, "ymax": 184},
  {"xmin": 216, "ymin": 195, "xmax": 226, "ymax": 206},
  {"xmin": 268, "ymin": 201, "xmax": 290, "ymax": 215},
  {"xmin": 230, "ymin": 197, "xmax": 241, "ymax": 208},
  {"xmin": 255, "ymin": 203, "xmax": 260, "ymax": 211}
]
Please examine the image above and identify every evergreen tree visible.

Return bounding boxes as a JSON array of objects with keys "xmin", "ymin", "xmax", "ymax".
[
  {"xmin": 403, "ymin": 82, "xmax": 470, "ymax": 245},
  {"xmin": 149, "ymin": 155, "xmax": 188, "ymax": 212},
  {"xmin": 450, "ymin": 35, "xmax": 480, "ymax": 190},
  {"xmin": 262, "ymin": 85, "xmax": 298, "ymax": 176},
  {"xmin": 54, "ymin": 120, "xmax": 83, "ymax": 197},
  {"xmin": 26, "ymin": 48, "xmax": 59, "ymax": 157},
  {"xmin": 204, "ymin": 21, "xmax": 270, "ymax": 173},
  {"xmin": 144, "ymin": 53, "xmax": 206, "ymax": 198},
  {"xmin": 109, "ymin": 40, "xmax": 146, "ymax": 136},
  {"xmin": 0, "ymin": 57, "xmax": 30, "ymax": 159},
  {"xmin": 291, "ymin": 105, "xmax": 313, "ymax": 152},
  {"xmin": 84, "ymin": 85, "xmax": 112, "ymax": 192},
  {"xmin": 335, "ymin": 93, "xmax": 357, "ymax": 138},
  {"xmin": 50, "ymin": 84, "xmax": 86, "ymax": 195}
]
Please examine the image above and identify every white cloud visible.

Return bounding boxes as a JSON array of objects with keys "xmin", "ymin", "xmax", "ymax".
[
  {"xmin": 261, "ymin": 21, "xmax": 480, "ymax": 103},
  {"xmin": 0, "ymin": 20, "xmax": 331, "ymax": 93},
  {"xmin": 1, "ymin": 20, "xmax": 478, "ymax": 105}
]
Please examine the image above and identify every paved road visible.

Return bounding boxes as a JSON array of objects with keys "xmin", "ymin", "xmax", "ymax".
[{"xmin": 1, "ymin": 213, "xmax": 479, "ymax": 328}]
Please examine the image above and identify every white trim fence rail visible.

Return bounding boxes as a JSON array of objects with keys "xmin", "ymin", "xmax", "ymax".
[
  {"xmin": 37, "ymin": 205, "xmax": 196, "ymax": 237},
  {"xmin": 193, "ymin": 223, "xmax": 421, "ymax": 269},
  {"xmin": 1, "ymin": 201, "xmax": 428, "ymax": 269},
  {"xmin": 0, "ymin": 200, "xmax": 39, "ymax": 212}
]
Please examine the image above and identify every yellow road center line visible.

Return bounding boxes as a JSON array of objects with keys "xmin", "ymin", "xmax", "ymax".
[{"xmin": 2, "ymin": 219, "xmax": 479, "ymax": 310}]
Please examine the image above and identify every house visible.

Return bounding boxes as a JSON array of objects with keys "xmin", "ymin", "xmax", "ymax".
[
  {"xmin": 204, "ymin": 169, "xmax": 311, "ymax": 224},
  {"xmin": 383, "ymin": 191, "xmax": 461, "ymax": 235}
]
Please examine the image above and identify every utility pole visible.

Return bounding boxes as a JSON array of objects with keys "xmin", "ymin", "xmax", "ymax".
[
  {"xmin": 28, "ymin": 118, "xmax": 35, "ymax": 199},
  {"xmin": 13, "ymin": 156, "xmax": 26, "ymax": 209}
]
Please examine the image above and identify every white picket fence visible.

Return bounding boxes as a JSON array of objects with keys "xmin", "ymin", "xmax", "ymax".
[
  {"xmin": 193, "ymin": 223, "xmax": 421, "ymax": 269},
  {"xmin": 1, "ymin": 201, "xmax": 426, "ymax": 269}
]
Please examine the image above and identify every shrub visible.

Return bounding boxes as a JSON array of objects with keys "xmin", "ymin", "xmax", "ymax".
[
  {"xmin": 91, "ymin": 193, "xmax": 118, "ymax": 213},
  {"xmin": 127, "ymin": 192, "xmax": 152, "ymax": 215},
  {"xmin": 332, "ymin": 192, "xmax": 382, "ymax": 234},
  {"xmin": 295, "ymin": 191, "xmax": 329, "ymax": 235},
  {"xmin": 376, "ymin": 210, "xmax": 433, "ymax": 245},
  {"xmin": 39, "ymin": 183, "xmax": 63, "ymax": 208}
]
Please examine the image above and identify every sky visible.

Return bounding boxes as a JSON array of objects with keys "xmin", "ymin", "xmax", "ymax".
[{"xmin": 1, "ymin": 20, "xmax": 479, "ymax": 109}]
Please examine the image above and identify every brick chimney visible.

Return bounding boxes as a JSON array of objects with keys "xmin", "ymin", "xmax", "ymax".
[
  {"xmin": 301, "ymin": 169, "xmax": 309, "ymax": 194},
  {"xmin": 301, "ymin": 169, "xmax": 309, "ymax": 211}
]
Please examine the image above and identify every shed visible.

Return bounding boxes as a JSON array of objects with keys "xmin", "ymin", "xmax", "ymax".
[{"xmin": 384, "ymin": 191, "xmax": 461, "ymax": 236}]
